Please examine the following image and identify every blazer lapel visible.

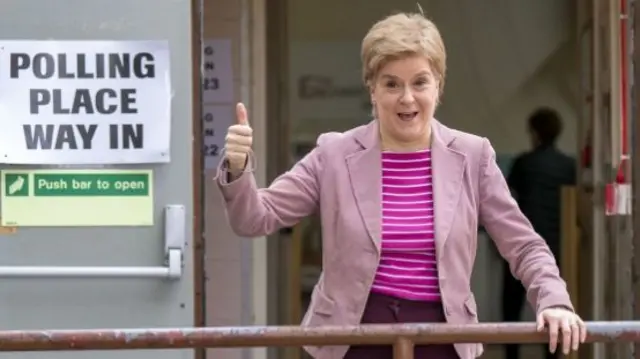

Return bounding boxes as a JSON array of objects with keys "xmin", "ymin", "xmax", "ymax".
[
  {"xmin": 343, "ymin": 120, "xmax": 465, "ymax": 257},
  {"xmin": 346, "ymin": 121, "xmax": 382, "ymax": 253},
  {"xmin": 431, "ymin": 120, "xmax": 466, "ymax": 260}
]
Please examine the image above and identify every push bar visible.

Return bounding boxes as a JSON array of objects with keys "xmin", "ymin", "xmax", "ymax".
[{"xmin": 0, "ymin": 205, "xmax": 185, "ymax": 279}]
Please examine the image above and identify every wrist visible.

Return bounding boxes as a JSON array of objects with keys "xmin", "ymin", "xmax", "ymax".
[{"xmin": 226, "ymin": 157, "xmax": 248, "ymax": 177}]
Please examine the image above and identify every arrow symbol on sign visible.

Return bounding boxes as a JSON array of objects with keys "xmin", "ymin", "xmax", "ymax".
[{"xmin": 8, "ymin": 176, "xmax": 25, "ymax": 195}]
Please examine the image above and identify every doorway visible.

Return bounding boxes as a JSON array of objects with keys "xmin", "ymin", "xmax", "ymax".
[{"xmin": 264, "ymin": 1, "xmax": 624, "ymax": 359}]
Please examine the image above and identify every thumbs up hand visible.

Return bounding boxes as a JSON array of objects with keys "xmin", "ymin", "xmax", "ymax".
[{"xmin": 225, "ymin": 103, "xmax": 253, "ymax": 175}]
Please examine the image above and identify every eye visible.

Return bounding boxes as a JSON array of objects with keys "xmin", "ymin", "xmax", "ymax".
[
  {"xmin": 414, "ymin": 78, "xmax": 430, "ymax": 87},
  {"xmin": 384, "ymin": 81, "xmax": 399, "ymax": 88}
]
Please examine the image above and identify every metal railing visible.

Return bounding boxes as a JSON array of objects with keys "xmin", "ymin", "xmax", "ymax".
[{"xmin": 1, "ymin": 322, "xmax": 640, "ymax": 358}]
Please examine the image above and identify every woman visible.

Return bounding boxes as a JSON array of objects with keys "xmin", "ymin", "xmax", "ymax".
[{"xmin": 217, "ymin": 11, "xmax": 586, "ymax": 359}]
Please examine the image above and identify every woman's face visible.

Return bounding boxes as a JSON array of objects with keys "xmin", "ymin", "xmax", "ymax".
[{"xmin": 371, "ymin": 55, "xmax": 439, "ymax": 147}]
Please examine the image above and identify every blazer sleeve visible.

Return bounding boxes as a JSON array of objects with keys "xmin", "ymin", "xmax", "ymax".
[
  {"xmin": 478, "ymin": 138, "xmax": 574, "ymax": 314},
  {"xmin": 215, "ymin": 135, "xmax": 324, "ymax": 238}
]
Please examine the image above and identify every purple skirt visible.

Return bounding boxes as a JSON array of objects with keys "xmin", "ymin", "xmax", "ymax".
[{"xmin": 344, "ymin": 292, "xmax": 459, "ymax": 359}]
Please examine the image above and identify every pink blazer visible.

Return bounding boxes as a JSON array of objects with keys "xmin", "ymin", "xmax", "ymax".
[{"xmin": 218, "ymin": 120, "xmax": 573, "ymax": 359}]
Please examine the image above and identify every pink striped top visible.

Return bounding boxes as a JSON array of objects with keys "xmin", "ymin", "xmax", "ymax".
[{"xmin": 371, "ymin": 149, "xmax": 441, "ymax": 302}]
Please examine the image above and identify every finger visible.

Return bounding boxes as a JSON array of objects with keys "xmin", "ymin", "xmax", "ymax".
[
  {"xmin": 548, "ymin": 319, "xmax": 559, "ymax": 353},
  {"xmin": 226, "ymin": 133, "xmax": 253, "ymax": 147},
  {"xmin": 536, "ymin": 313, "xmax": 545, "ymax": 331},
  {"xmin": 226, "ymin": 147, "xmax": 251, "ymax": 157},
  {"xmin": 236, "ymin": 103, "xmax": 249, "ymax": 126},
  {"xmin": 226, "ymin": 148, "xmax": 251, "ymax": 160},
  {"xmin": 560, "ymin": 318, "xmax": 571, "ymax": 354},
  {"xmin": 226, "ymin": 142, "xmax": 251, "ymax": 156},
  {"xmin": 571, "ymin": 320, "xmax": 580, "ymax": 351},
  {"xmin": 228, "ymin": 124, "xmax": 253, "ymax": 137},
  {"xmin": 579, "ymin": 318, "xmax": 587, "ymax": 343}
]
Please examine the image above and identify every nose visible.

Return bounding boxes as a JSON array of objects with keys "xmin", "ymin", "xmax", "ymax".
[{"xmin": 399, "ymin": 87, "xmax": 415, "ymax": 104}]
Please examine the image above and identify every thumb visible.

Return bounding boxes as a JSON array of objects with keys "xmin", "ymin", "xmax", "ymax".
[{"xmin": 236, "ymin": 103, "xmax": 249, "ymax": 126}]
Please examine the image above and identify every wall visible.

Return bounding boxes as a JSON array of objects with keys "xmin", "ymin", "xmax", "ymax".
[
  {"xmin": 287, "ymin": 0, "xmax": 579, "ymax": 155},
  {"xmin": 201, "ymin": 1, "xmax": 268, "ymax": 359},
  {"xmin": 474, "ymin": 38, "xmax": 580, "ymax": 156}
]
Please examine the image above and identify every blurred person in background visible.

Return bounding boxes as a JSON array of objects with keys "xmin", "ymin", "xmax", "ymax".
[{"xmin": 502, "ymin": 108, "xmax": 577, "ymax": 359}]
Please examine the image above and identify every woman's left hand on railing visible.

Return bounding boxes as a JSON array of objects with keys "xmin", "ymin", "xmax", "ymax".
[{"xmin": 537, "ymin": 307, "xmax": 587, "ymax": 355}]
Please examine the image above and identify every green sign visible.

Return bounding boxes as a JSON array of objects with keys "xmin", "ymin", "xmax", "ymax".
[
  {"xmin": 4, "ymin": 173, "xmax": 29, "ymax": 197},
  {"xmin": 1, "ymin": 170, "xmax": 154, "ymax": 227}
]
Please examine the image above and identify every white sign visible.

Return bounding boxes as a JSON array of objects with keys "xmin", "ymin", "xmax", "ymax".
[
  {"xmin": 0, "ymin": 40, "xmax": 172, "ymax": 164},
  {"xmin": 202, "ymin": 39, "xmax": 233, "ymax": 103},
  {"xmin": 203, "ymin": 104, "xmax": 234, "ymax": 169}
]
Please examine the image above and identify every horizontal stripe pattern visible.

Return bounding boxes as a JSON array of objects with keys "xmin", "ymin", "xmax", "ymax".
[{"xmin": 372, "ymin": 149, "xmax": 441, "ymax": 301}]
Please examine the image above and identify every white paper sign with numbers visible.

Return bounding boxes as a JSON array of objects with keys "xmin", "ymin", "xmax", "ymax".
[
  {"xmin": 202, "ymin": 39, "xmax": 233, "ymax": 103},
  {"xmin": 0, "ymin": 40, "xmax": 172, "ymax": 164},
  {"xmin": 203, "ymin": 104, "xmax": 235, "ymax": 169}
]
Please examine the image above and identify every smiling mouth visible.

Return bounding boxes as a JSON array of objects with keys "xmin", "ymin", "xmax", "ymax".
[{"xmin": 397, "ymin": 112, "xmax": 418, "ymax": 121}]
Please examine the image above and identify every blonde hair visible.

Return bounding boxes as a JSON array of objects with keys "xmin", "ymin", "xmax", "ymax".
[{"xmin": 361, "ymin": 11, "xmax": 446, "ymax": 94}]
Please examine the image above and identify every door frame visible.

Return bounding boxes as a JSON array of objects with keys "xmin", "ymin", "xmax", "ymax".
[
  {"xmin": 190, "ymin": 1, "xmax": 205, "ymax": 359},
  {"xmin": 264, "ymin": 0, "xmax": 299, "ymax": 358}
]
